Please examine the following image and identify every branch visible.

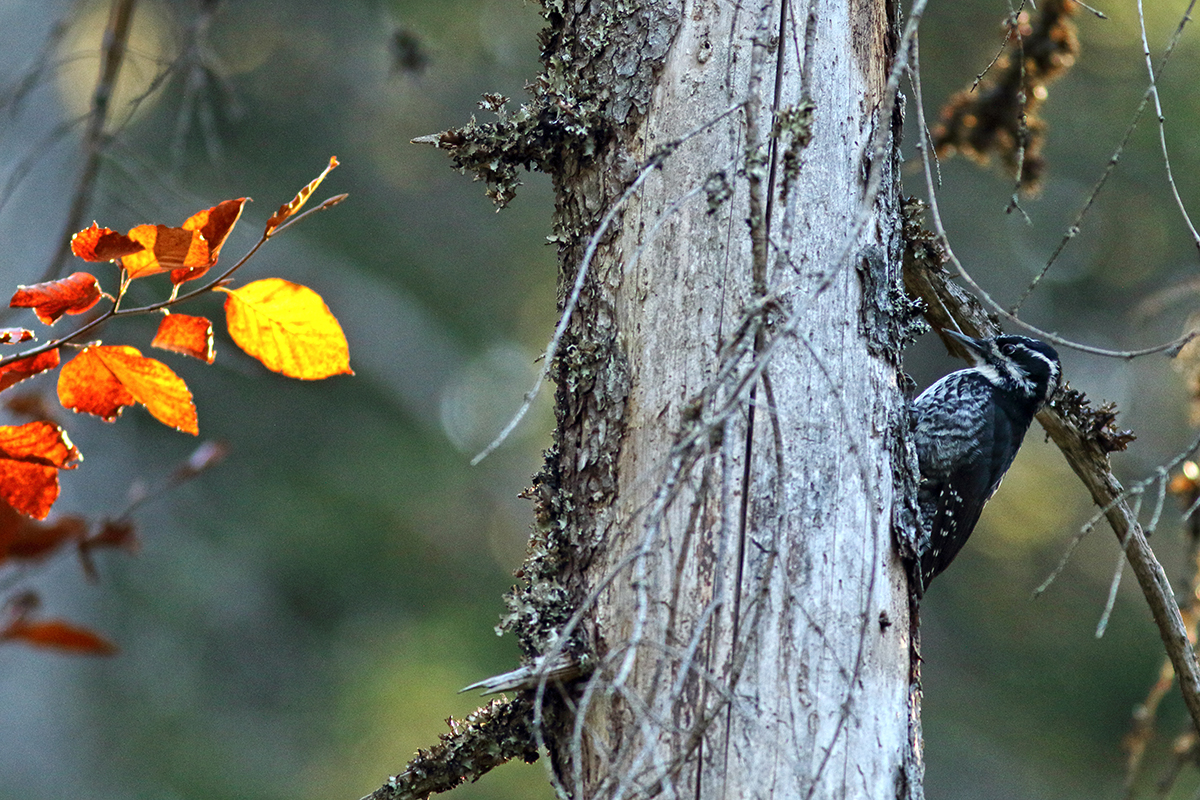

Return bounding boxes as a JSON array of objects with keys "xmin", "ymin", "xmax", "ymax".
[
  {"xmin": 41, "ymin": 0, "xmax": 137, "ymax": 285},
  {"xmin": 358, "ymin": 697, "xmax": 538, "ymax": 800},
  {"xmin": 902, "ymin": 198, "xmax": 1200, "ymax": 737},
  {"xmin": 0, "ymin": 192, "xmax": 348, "ymax": 370}
]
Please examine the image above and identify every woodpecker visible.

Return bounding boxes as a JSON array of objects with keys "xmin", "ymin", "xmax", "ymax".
[{"xmin": 912, "ymin": 331, "xmax": 1061, "ymax": 591}]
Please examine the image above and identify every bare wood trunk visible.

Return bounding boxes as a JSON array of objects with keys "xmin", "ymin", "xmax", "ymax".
[{"xmin": 537, "ymin": 0, "xmax": 920, "ymax": 796}]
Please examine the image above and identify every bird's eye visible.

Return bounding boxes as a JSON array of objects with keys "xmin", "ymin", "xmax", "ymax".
[{"xmin": 1001, "ymin": 344, "xmax": 1016, "ymax": 356}]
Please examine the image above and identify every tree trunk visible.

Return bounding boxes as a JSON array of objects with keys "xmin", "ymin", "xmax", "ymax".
[{"xmin": 529, "ymin": 0, "xmax": 920, "ymax": 796}]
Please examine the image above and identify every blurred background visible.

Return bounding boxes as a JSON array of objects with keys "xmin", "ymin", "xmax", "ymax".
[{"xmin": 0, "ymin": 1, "xmax": 1198, "ymax": 798}]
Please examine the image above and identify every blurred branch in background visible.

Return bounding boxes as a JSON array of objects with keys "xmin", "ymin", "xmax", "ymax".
[{"xmin": 43, "ymin": 0, "xmax": 136, "ymax": 285}]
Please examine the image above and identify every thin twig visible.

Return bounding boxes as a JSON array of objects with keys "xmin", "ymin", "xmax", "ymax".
[
  {"xmin": 1012, "ymin": 0, "xmax": 1198, "ymax": 311},
  {"xmin": 1137, "ymin": 0, "xmax": 1200, "ymax": 249}
]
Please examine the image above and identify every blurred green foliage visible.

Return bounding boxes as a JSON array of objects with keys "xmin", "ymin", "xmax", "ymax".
[{"xmin": 0, "ymin": 0, "xmax": 1199, "ymax": 799}]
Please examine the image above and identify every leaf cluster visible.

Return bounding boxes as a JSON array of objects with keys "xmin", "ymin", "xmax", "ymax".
[{"xmin": 0, "ymin": 158, "xmax": 350, "ymax": 655}]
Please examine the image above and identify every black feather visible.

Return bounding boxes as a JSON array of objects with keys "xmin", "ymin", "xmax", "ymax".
[{"xmin": 912, "ymin": 334, "xmax": 1060, "ymax": 591}]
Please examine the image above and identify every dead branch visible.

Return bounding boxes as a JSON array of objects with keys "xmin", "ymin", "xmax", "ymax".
[
  {"xmin": 902, "ymin": 197, "xmax": 1200, "ymax": 738},
  {"xmin": 358, "ymin": 697, "xmax": 538, "ymax": 800}
]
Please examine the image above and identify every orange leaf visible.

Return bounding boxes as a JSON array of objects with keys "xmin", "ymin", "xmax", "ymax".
[
  {"xmin": 0, "ymin": 329, "xmax": 35, "ymax": 344},
  {"xmin": 122, "ymin": 224, "xmax": 210, "ymax": 280},
  {"xmin": 222, "ymin": 278, "xmax": 352, "ymax": 380},
  {"xmin": 0, "ymin": 349, "xmax": 60, "ymax": 393},
  {"xmin": 2, "ymin": 618, "xmax": 117, "ymax": 655},
  {"xmin": 0, "ymin": 421, "xmax": 81, "ymax": 519},
  {"xmin": 152, "ymin": 314, "xmax": 215, "ymax": 363},
  {"xmin": 265, "ymin": 156, "xmax": 339, "ymax": 236},
  {"xmin": 10, "ymin": 272, "xmax": 102, "ymax": 325},
  {"xmin": 58, "ymin": 345, "xmax": 198, "ymax": 434},
  {"xmin": 176, "ymin": 197, "xmax": 249, "ymax": 284},
  {"xmin": 70, "ymin": 223, "xmax": 144, "ymax": 262}
]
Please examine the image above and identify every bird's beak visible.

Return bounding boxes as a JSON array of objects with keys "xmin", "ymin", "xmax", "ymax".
[{"xmin": 943, "ymin": 329, "xmax": 987, "ymax": 366}]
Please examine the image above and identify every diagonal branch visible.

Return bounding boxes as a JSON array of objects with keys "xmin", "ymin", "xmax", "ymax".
[
  {"xmin": 358, "ymin": 697, "xmax": 538, "ymax": 800},
  {"xmin": 902, "ymin": 199, "xmax": 1200, "ymax": 737}
]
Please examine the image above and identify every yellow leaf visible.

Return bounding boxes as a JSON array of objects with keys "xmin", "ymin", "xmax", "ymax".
[{"xmin": 222, "ymin": 279, "xmax": 352, "ymax": 380}]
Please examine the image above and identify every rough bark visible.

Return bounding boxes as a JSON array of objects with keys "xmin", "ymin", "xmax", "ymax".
[{"xmin": 522, "ymin": 0, "xmax": 921, "ymax": 797}]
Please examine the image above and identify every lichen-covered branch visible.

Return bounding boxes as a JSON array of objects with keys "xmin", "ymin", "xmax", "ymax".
[
  {"xmin": 411, "ymin": 89, "xmax": 606, "ymax": 209},
  {"xmin": 902, "ymin": 198, "xmax": 1200, "ymax": 738},
  {"xmin": 358, "ymin": 697, "xmax": 538, "ymax": 800}
]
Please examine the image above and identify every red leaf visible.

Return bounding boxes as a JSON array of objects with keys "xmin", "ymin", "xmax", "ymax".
[
  {"xmin": 0, "ymin": 421, "xmax": 81, "ymax": 519},
  {"xmin": 70, "ymin": 223, "xmax": 144, "ymax": 262},
  {"xmin": 151, "ymin": 314, "xmax": 215, "ymax": 363},
  {"xmin": 0, "ymin": 329, "xmax": 35, "ymax": 344},
  {"xmin": 1, "ymin": 618, "xmax": 117, "ymax": 655},
  {"xmin": 175, "ymin": 197, "xmax": 249, "ymax": 284},
  {"xmin": 0, "ymin": 501, "xmax": 87, "ymax": 564},
  {"xmin": 58, "ymin": 345, "xmax": 198, "ymax": 434},
  {"xmin": 10, "ymin": 272, "xmax": 102, "ymax": 325},
  {"xmin": 265, "ymin": 157, "xmax": 338, "ymax": 236},
  {"xmin": 0, "ymin": 350, "xmax": 61, "ymax": 393}
]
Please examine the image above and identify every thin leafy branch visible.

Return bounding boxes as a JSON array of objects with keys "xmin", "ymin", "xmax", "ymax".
[
  {"xmin": 0, "ymin": 157, "xmax": 351, "ymax": 655},
  {"xmin": 0, "ymin": 437, "xmax": 226, "ymax": 654},
  {"xmin": 0, "ymin": 163, "xmax": 346, "ymax": 370}
]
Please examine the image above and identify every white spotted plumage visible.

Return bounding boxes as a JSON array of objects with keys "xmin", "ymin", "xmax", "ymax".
[{"xmin": 912, "ymin": 332, "xmax": 1061, "ymax": 593}]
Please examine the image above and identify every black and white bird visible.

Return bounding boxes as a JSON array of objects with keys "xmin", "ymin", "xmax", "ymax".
[{"xmin": 912, "ymin": 330, "xmax": 1062, "ymax": 591}]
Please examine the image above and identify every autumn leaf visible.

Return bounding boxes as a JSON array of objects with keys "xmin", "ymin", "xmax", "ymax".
[
  {"xmin": 73, "ymin": 198, "xmax": 248, "ymax": 283},
  {"xmin": 222, "ymin": 278, "xmax": 352, "ymax": 379},
  {"xmin": 10, "ymin": 272, "xmax": 103, "ymax": 325},
  {"xmin": 0, "ymin": 421, "xmax": 81, "ymax": 519},
  {"xmin": 77, "ymin": 518, "xmax": 138, "ymax": 582},
  {"xmin": 121, "ymin": 224, "xmax": 211, "ymax": 280},
  {"xmin": 70, "ymin": 223, "xmax": 144, "ymax": 262},
  {"xmin": 152, "ymin": 314, "xmax": 215, "ymax": 363},
  {"xmin": 0, "ymin": 350, "xmax": 61, "ymax": 393},
  {"xmin": 265, "ymin": 156, "xmax": 339, "ymax": 236},
  {"xmin": 176, "ymin": 197, "xmax": 249, "ymax": 284},
  {"xmin": 58, "ymin": 345, "xmax": 198, "ymax": 434},
  {"xmin": 1, "ymin": 618, "xmax": 117, "ymax": 655},
  {"xmin": 0, "ymin": 329, "xmax": 34, "ymax": 344},
  {"xmin": 0, "ymin": 501, "xmax": 87, "ymax": 564}
]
